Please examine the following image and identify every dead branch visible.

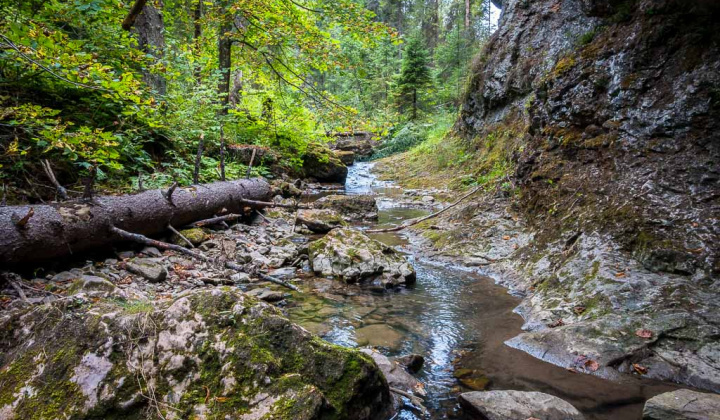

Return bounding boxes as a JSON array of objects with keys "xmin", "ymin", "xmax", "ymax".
[
  {"xmin": 238, "ymin": 198, "xmax": 310, "ymax": 209},
  {"xmin": 1, "ymin": 183, "xmax": 6, "ymax": 207},
  {"xmin": 219, "ymin": 127, "xmax": 226, "ymax": 181},
  {"xmin": 187, "ymin": 213, "xmax": 242, "ymax": 228},
  {"xmin": 162, "ymin": 181, "xmax": 178, "ymax": 205},
  {"xmin": 389, "ymin": 387, "xmax": 428, "ymax": 416},
  {"xmin": 367, "ymin": 187, "xmax": 481, "ymax": 233},
  {"xmin": 193, "ymin": 132, "xmax": 205, "ymax": 184},
  {"xmin": 122, "ymin": 0, "xmax": 149, "ymax": 30},
  {"xmin": 11, "ymin": 207, "xmax": 34, "ymax": 229},
  {"xmin": 41, "ymin": 159, "xmax": 69, "ymax": 200},
  {"xmin": 246, "ymin": 147, "xmax": 257, "ymax": 179},
  {"xmin": 167, "ymin": 224, "xmax": 194, "ymax": 248},
  {"xmin": 82, "ymin": 165, "xmax": 96, "ymax": 202},
  {"xmin": 110, "ymin": 226, "xmax": 300, "ymax": 292}
]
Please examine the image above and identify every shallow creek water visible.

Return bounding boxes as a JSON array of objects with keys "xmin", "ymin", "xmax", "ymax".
[{"xmin": 287, "ymin": 162, "xmax": 677, "ymax": 419}]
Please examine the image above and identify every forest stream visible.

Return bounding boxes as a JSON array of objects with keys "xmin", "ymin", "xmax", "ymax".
[{"xmin": 287, "ymin": 162, "xmax": 681, "ymax": 420}]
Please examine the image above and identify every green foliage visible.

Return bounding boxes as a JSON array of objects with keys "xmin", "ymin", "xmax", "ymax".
[{"xmin": 371, "ymin": 122, "xmax": 428, "ymax": 159}]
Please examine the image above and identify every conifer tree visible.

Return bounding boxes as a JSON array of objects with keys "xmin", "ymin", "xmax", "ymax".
[{"xmin": 395, "ymin": 34, "xmax": 431, "ymax": 120}]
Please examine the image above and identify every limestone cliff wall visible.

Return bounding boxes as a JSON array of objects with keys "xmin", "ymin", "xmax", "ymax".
[{"xmin": 458, "ymin": 0, "xmax": 719, "ymax": 277}]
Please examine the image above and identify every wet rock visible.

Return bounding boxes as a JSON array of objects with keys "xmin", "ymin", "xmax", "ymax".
[
  {"xmin": 171, "ymin": 228, "xmax": 209, "ymax": 247},
  {"xmin": 355, "ymin": 324, "xmax": 403, "ymax": 350},
  {"xmin": 336, "ymin": 150, "xmax": 356, "ymax": 166},
  {"xmin": 308, "ymin": 228, "xmax": 416, "ymax": 285},
  {"xmin": 302, "ymin": 143, "xmax": 348, "ymax": 183},
  {"xmin": 247, "ymin": 288, "xmax": 285, "ymax": 302},
  {"xmin": 458, "ymin": 390, "xmax": 585, "ymax": 420},
  {"xmin": 297, "ymin": 209, "xmax": 347, "ymax": 233},
  {"xmin": 421, "ymin": 195, "xmax": 435, "ymax": 203},
  {"xmin": 125, "ymin": 258, "xmax": 168, "ymax": 283},
  {"xmin": 230, "ymin": 272, "xmax": 251, "ymax": 283},
  {"xmin": 0, "ymin": 289, "xmax": 392, "ymax": 420},
  {"xmin": 395, "ymin": 354, "xmax": 424, "ymax": 374},
  {"xmin": 313, "ymin": 195, "xmax": 379, "ymax": 221},
  {"xmin": 329, "ymin": 132, "xmax": 377, "ymax": 158},
  {"xmin": 269, "ymin": 266, "xmax": 297, "ymax": 279},
  {"xmin": 454, "ymin": 369, "xmax": 490, "ymax": 390},
  {"xmin": 360, "ymin": 349, "xmax": 424, "ymax": 397},
  {"xmin": 643, "ymin": 389, "xmax": 720, "ymax": 420}
]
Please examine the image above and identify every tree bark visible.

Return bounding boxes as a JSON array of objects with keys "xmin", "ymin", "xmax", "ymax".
[
  {"xmin": 0, "ymin": 178, "xmax": 271, "ymax": 266},
  {"xmin": 134, "ymin": 1, "xmax": 166, "ymax": 95},
  {"xmin": 193, "ymin": 0, "xmax": 203, "ymax": 82},
  {"xmin": 218, "ymin": 18, "xmax": 232, "ymax": 116}
]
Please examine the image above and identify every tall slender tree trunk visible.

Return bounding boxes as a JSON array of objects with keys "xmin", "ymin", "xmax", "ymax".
[
  {"xmin": 193, "ymin": 0, "xmax": 202, "ymax": 83},
  {"xmin": 422, "ymin": 0, "xmax": 439, "ymax": 51},
  {"xmin": 217, "ymin": 20, "xmax": 232, "ymax": 116},
  {"xmin": 131, "ymin": 1, "xmax": 166, "ymax": 95},
  {"xmin": 465, "ymin": 0, "xmax": 471, "ymax": 29}
]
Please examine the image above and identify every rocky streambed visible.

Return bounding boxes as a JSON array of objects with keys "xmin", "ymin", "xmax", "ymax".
[{"xmin": 1, "ymin": 161, "xmax": 718, "ymax": 420}]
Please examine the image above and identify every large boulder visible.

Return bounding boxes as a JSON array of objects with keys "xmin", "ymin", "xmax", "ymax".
[
  {"xmin": 0, "ymin": 289, "xmax": 393, "ymax": 420},
  {"xmin": 459, "ymin": 390, "xmax": 585, "ymax": 420},
  {"xmin": 643, "ymin": 389, "xmax": 720, "ymax": 420},
  {"xmin": 313, "ymin": 195, "xmax": 378, "ymax": 221},
  {"xmin": 302, "ymin": 143, "xmax": 348, "ymax": 183},
  {"xmin": 308, "ymin": 228, "xmax": 416, "ymax": 286},
  {"xmin": 297, "ymin": 209, "xmax": 347, "ymax": 233},
  {"xmin": 336, "ymin": 150, "xmax": 355, "ymax": 166},
  {"xmin": 329, "ymin": 132, "xmax": 377, "ymax": 158}
]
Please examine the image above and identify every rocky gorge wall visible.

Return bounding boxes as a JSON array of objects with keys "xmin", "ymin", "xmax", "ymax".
[
  {"xmin": 459, "ymin": 0, "xmax": 719, "ymax": 276},
  {"xmin": 406, "ymin": 0, "xmax": 720, "ymax": 392}
]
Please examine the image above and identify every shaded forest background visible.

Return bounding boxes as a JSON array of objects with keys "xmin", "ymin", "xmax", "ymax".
[{"xmin": 0, "ymin": 0, "xmax": 498, "ymax": 199}]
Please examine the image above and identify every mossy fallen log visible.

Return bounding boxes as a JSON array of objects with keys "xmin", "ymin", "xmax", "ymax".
[{"xmin": 0, "ymin": 178, "xmax": 271, "ymax": 266}]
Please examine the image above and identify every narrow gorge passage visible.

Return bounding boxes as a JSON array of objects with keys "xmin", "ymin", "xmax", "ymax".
[{"xmin": 286, "ymin": 162, "xmax": 683, "ymax": 420}]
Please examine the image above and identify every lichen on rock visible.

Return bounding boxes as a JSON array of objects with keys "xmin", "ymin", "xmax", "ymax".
[{"xmin": 0, "ymin": 288, "xmax": 392, "ymax": 420}]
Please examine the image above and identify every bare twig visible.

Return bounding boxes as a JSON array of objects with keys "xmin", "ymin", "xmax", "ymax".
[
  {"xmin": 162, "ymin": 181, "xmax": 178, "ymax": 205},
  {"xmin": 219, "ymin": 127, "xmax": 226, "ymax": 181},
  {"xmin": 367, "ymin": 187, "xmax": 481, "ymax": 233},
  {"xmin": 9, "ymin": 281, "xmax": 29, "ymax": 304},
  {"xmin": 193, "ymin": 132, "xmax": 205, "ymax": 185},
  {"xmin": 187, "ymin": 213, "xmax": 242, "ymax": 228},
  {"xmin": 82, "ymin": 165, "xmax": 96, "ymax": 202},
  {"xmin": 389, "ymin": 387, "xmax": 428, "ymax": 416},
  {"xmin": 137, "ymin": 172, "xmax": 145, "ymax": 192},
  {"xmin": 255, "ymin": 210, "xmax": 270, "ymax": 223},
  {"xmin": 12, "ymin": 207, "xmax": 34, "ymax": 229},
  {"xmin": 40, "ymin": 159, "xmax": 68, "ymax": 200},
  {"xmin": 246, "ymin": 148, "xmax": 257, "ymax": 179},
  {"xmin": 238, "ymin": 198, "xmax": 310, "ymax": 209},
  {"xmin": 166, "ymin": 224, "xmax": 194, "ymax": 248},
  {"xmin": 110, "ymin": 226, "xmax": 300, "ymax": 292}
]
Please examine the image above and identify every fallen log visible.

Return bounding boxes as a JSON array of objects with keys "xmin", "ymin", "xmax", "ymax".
[{"xmin": 0, "ymin": 178, "xmax": 271, "ymax": 266}]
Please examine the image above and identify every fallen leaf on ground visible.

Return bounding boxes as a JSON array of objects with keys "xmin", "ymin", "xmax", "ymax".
[
  {"xmin": 573, "ymin": 306, "xmax": 586, "ymax": 314},
  {"xmin": 635, "ymin": 329, "xmax": 653, "ymax": 339},
  {"xmin": 502, "ymin": 235, "xmax": 511, "ymax": 240},
  {"xmin": 548, "ymin": 319, "xmax": 564, "ymax": 328},
  {"xmin": 615, "ymin": 272, "xmax": 626, "ymax": 278},
  {"xmin": 632, "ymin": 364, "xmax": 648, "ymax": 374},
  {"xmin": 584, "ymin": 359, "xmax": 600, "ymax": 372}
]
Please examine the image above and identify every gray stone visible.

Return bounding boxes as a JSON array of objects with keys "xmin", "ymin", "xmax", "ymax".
[
  {"xmin": 246, "ymin": 288, "xmax": 285, "ymax": 302},
  {"xmin": 643, "ymin": 389, "xmax": 720, "ymax": 420},
  {"xmin": 67, "ymin": 275, "xmax": 117, "ymax": 295},
  {"xmin": 116, "ymin": 250, "xmax": 135, "ymax": 260},
  {"xmin": 50, "ymin": 271, "xmax": 79, "ymax": 282},
  {"xmin": 296, "ymin": 209, "xmax": 347, "ymax": 233},
  {"xmin": 360, "ymin": 348, "xmax": 424, "ymax": 397},
  {"xmin": 126, "ymin": 258, "xmax": 168, "ymax": 283},
  {"xmin": 140, "ymin": 246, "xmax": 163, "ymax": 257},
  {"xmin": 308, "ymin": 228, "xmax": 415, "ymax": 285},
  {"xmin": 313, "ymin": 195, "xmax": 379, "ymax": 221},
  {"xmin": 459, "ymin": 390, "xmax": 585, "ymax": 420}
]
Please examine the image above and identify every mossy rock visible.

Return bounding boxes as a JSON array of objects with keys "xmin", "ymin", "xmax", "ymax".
[
  {"xmin": 297, "ymin": 209, "xmax": 347, "ymax": 233},
  {"xmin": 302, "ymin": 143, "xmax": 348, "ymax": 183},
  {"xmin": 0, "ymin": 289, "xmax": 393, "ymax": 420},
  {"xmin": 171, "ymin": 227, "xmax": 209, "ymax": 247}
]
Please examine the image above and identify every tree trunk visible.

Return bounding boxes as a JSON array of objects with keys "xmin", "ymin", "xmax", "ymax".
[
  {"xmin": 0, "ymin": 179, "xmax": 271, "ymax": 266},
  {"xmin": 412, "ymin": 88, "xmax": 417, "ymax": 120},
  {"xmin": 218, "ymin": 19, "xmax": 232, "ymax": 116},
  {"xmin": 422, "ymin": 0, "xmax": 439, "ymax": 51},
  {"xmin": 135, "ymin": 1, "xmax": 166, "ymax": 95},
  {"xmin": 193, "ymin": 0, "xmax": 203, "ymax": 82},
  {"xmin": 465, "ymin": 0, "xmax": 471, "ymax": 29}
]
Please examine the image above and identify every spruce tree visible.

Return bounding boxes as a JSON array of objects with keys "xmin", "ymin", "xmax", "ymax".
[{"xmin": 395, "ymin": 34, "xmax": 431, "ymax": 120}]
